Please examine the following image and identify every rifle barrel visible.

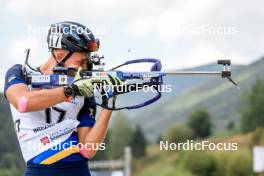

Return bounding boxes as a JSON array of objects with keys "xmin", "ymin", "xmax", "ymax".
[{"xmin": 164, "ymin": 71, "xmax": 222, "ymax": 76}]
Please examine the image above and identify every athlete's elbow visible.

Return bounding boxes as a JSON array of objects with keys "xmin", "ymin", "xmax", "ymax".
[
  {"xmin": 87, "ymin": 151, "xmax": 97, "ymax": 159},
  {"xmin": 79, "ymin": 148, "xmax": 97, "ymax": 159},
  {"xmin": 17, "ymin": 96, "xmax": 29, "ymax": 113}
]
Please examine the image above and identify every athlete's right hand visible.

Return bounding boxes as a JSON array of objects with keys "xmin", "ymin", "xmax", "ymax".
[
  {"xmin": 71, "ymin": 68, "xmax": 125, "ymax": 98},
  {"xmin": 71, "ymin": 68, "xmax": 94, "ymax": 97}
]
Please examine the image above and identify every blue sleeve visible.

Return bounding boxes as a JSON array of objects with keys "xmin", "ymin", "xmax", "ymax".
[
  {"xmin": 77, "ymin": 98, "xmax": 97, "ymax": 128},
  {"xmin": 4, "ymin": 64, "xmax": 27, "ymax": 96}
]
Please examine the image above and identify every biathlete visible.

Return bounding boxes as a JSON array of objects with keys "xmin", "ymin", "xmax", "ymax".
[{"xmin": 4, "ymin": 21, "xmax": 122, "ymax": 176}]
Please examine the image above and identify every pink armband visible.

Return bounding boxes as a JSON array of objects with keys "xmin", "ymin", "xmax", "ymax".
[{"xmin": 18, "ymin": 96, "xmax": 28, "ymax": 112}]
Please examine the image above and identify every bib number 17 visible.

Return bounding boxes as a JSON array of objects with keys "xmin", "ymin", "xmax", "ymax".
[{"xmin": 45, "ymin": 107, "xmax": 66, "ymax": 124}]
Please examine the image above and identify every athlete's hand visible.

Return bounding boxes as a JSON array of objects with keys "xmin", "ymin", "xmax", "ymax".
[
  {"xmin": 71, "ymin": 68, "xmax": 95, "ymax": 97},
  {"xmin": 102, "ymin": 74, "xmax": 124, "ymax": 97},
  {"xmin": 71, "ymin": 68, "xmax": 124, "ymax": 98},
  {"xmin": 99, "ymin": 74, "xmax": 124, "ymax": 108}
]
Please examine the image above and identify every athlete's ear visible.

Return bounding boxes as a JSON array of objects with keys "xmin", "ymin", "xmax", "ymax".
[{"xmin": 53, "ymin": 49, "xmax": 68, "ymax": 61}]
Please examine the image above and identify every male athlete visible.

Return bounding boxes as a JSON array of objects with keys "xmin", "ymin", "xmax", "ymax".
[{"xmin": 4, "ymin": 21, "xmax": 122, "ymax": 176}]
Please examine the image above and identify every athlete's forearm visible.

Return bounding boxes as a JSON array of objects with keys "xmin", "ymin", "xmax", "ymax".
[
  {"xmin": 22, "ymin": 87, "xmax": 67, "ymax": 112},
  {"xmin": 6, "ymin": 84, "xmax": 67, "ymax": 112},
  {"xmin": 81, "ymin": 109, "xmax": 112, "ymax": 158},
  {"xmin": 84, "ymin": 108, "xmax": 112, "ymax": 143}
]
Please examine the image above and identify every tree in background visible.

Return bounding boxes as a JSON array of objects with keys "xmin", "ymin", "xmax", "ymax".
[
  {"xmin": 156, "ymin": 134, "xmax": 163, "ymax": 144},
  {"xmin": 107, "ymin": 112, "xmax": 133, "ymax": 159},
  {"xmin": 164, "ymin": 124, "xmax": 193, "ymax": 143},
  {"xmin": 130, "ymin": 125, "xmax": 147, "ymax": 158},
  {"xmin": 240, "ymin": 79, "xmax": 264, "ymax": 133},
  {"xmin": 187, "ymin": 109, "xmax": 212, "ymax": 139},
  {"xmin": 226, "ymin": 121, "xmax": 235, "ymax": 131}
]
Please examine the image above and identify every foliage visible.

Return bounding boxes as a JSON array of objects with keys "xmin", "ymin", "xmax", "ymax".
[
  {"xmin": 250, "ymin": 127, "xmax": 264, "ymax": 147},
  {"xmin": 225, "ymin": 150, "xmax": 253, "ymax": 176},
  {"xmin": 139, "ymin": 165, "xmax": 192, "ymax": 176},
  {"xmin": 226, "ymin": 121, "xmax": 234, "ymax": 131},
  {"xmin": 0, "ymin": 94, "xmax": 24, "ymax": 174},
  {"xmin": 107, "ymin": 112, "xmax": 134, "ymax": 159},
  {"xmin": 164, "ymin": 124, "xmax": 193, "ymax": 143},
  {"xmin": 0, "ymin": 168, "xmax": 21, "ymax": 176},
  {"xmin": 130, "ymin": 125, "xmax": 147, "ymax": 158},
  {"xmin": 240, "ymin": 79, "xmax": 264, "ymax": 133},
  {"xmin": 180, "ymin": 151, "xmax": 215, "ymax": 176},
  {"xmin": 187, "ymin": 109, "xmax": 212, "ymax": 139},
  {"xmin": 156, "ymin": 134, "xmax": 163, "ymax": 144}
]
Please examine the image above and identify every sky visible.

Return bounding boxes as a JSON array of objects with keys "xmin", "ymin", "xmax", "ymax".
[{"xmin": 1, "ymin": 0, "xmax": 264, "ymax": 91}]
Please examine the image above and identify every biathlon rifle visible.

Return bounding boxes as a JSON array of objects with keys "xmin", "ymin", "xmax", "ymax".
[{"xmin": 23, "ymin": 49, "xmax": 239, "ymax": 110}]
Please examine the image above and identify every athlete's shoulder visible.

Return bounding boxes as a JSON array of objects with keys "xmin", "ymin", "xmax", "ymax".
[
  {"xmin": 4, "ymin": 64, "xmax": 27, "ymax": 95},
  {"xmin": 6, "ymin": 64, "xmax": 24, "ymax": 74}
]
